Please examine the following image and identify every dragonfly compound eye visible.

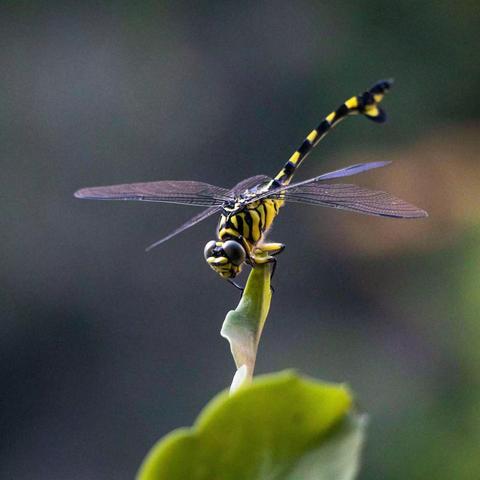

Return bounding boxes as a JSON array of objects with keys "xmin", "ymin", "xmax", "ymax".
[
  {"xmin": 222, "ymin": 240, "xmax": 246, "ymax": 266},
  {"xmin": 204, "ymin": 240, "xmax": 217, "ymax": 260}
]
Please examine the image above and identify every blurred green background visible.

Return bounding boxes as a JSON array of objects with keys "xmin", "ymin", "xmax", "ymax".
[{"xmin": 1, "ymin": 1, "xmax": 479, "ymax": 478}]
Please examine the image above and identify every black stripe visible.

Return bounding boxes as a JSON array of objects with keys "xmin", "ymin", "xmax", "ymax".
[
  {"xmin": 225, "ymin": 217, "xmax": 237, "ymax": 234},
  {"xmin": 243, "ymin": 211, "xmax": 254, "ymax": 241},
  {"xmin": 370, "ymin": 79, "xmax": 392, "ymax": 94},
  {"xmin": 235, "ymin": 214, "xmax": 244, "ymax": 237},
  {"xmin": 297, "ymin": 139, "xmax": 313, "ymax": 157},
  {"xmin": 269, "ymin": 179, "xmax": 282, "ymax": 190},
  {"xmin": 283, "ymin": 162, "xmax": 295, "ymax": 176},
  {"xmin": 335, "ymin": 103, "xmax": 349, "ymax": 119},
  {"xmin": 257, "ymin": 203, "xmax": 266, "ymax": 231},
  {"xmin": 316, "ymin": 119, "xmax": 331, "ymax": 135},
  {"xmin": 360, "ymin": 91, "xmax": 373, "ymax": 108}
]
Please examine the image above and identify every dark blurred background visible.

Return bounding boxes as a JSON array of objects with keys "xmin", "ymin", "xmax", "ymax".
[{"xmin": 1, "ymin": 1, "xmax": 479, "ymax": 478}]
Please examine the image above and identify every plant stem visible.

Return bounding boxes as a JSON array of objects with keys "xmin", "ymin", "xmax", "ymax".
[{"xmin": 220, "ymin": 262, "xmax": 273, "ymax": 393}]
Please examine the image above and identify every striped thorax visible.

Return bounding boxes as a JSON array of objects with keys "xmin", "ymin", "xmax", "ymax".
[{"xmin": 204, "ymin": 187, "xmax": 284, "ymax": 278}]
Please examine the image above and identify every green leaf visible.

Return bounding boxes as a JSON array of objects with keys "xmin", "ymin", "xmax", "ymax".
[
  {"xmin": 221, "ymin": 261, "xmax": 272, "ymax": 392},
  {"xmin": 284, "ymin": 414, "xmax": 366, "ymax": 480},
  {"xmin": 137, "ymin": 371, "xmax": 365, "ymax": 480}
]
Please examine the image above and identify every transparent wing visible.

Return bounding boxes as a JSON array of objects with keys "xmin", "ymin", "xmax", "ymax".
[
  {"xmin": 145, "ymin": 176, "xmax": 273, "ymax": 250},
  {"xmin": 74, "ymin": 180, "xmax": 231, "ymax": 207},
  {"xmin": 313, "ymin": 161, "xmax": 391, "ymax": 181},
  {"xmin": 270, "ymin": 183, "xmax": 427, "ymax": 218},
  {"xmin": 145, "ymin": 206, "xmax": 222, "ymax": 251},
  {"xmin": 246, "ymin": 161, "xmax": 392, "ymax": 204},
  {"xmin": 230, "ymin": 175, "xmax": 272, "ymax": 195}
]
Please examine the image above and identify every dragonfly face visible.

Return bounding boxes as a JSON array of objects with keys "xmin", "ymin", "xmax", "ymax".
[{"xmin": 204, "ymin": 240, "xmax": 246, "ymax": 278}]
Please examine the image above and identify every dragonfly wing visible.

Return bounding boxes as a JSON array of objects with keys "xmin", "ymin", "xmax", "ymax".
[
  {"xmin": 145, "ymin": 206, "xmax": 222, "ymax": 251},
  {"xmin": 230, "ymin": 175, "xmax": 272, "ymax": 195},
  {"xmin": 275, "ymin": 183, "xmax": 427, "ymax": 218},
  {"xmin": 314, "ymin": 161, "xmax": 391, "ymax": 181},
  {"xmin": 74, "ymin": 180, "xmax": 231, "ymax": 207},
  {"xmin": 243, "ymin": 162, "xmax": 392, "ymax": 205},
  {"xmin": 145, "ymin": 176, "xmax": 273, "ymax": 251}
]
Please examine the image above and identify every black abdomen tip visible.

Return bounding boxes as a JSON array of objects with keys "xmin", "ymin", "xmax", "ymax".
[{"xmin": 370, "ymin": 78, "xmax": 394, "ymax": 94}]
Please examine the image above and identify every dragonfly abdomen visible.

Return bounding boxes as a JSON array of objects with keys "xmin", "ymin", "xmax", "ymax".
[{"xmin": 270, "ymin": 79, "xmax": 393, "ymax": 188}]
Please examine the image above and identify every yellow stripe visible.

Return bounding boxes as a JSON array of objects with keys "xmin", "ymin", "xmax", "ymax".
[
  {"xmin": 207, "ymin": 256, "xmax": 228, "ymax": 265},
  {"xmin": 373, "ymin": 93, "xmax": 383, "ymax": 103},
  {"xmin": 365, "ymin": 106, "xmax": 380, "ymax": 117},
  {"xmin": 260, "ymin": 242, "xmax": 284, "ymax": 252},
  {"xmin": 306, "ymin": 129, "xmax": 318, "ymax": 143},
  {"xmin": 288, "ymin": 151, "xmax": 301, "ymax": 165},
  {"xmin": 326, "ymin": 112, "xmax": 335, "ymax": 123},
  {"xmin": 249, "ymin": 210, "xmax": 261, "ymax": 240},
  {"xmin": 237, "ymin": 212, "xmax": 249, "ymax": 239},
  {"xmin": 270, "ymin": 198, "xmax": 284, "ymax": 210},
  {"xmin": 263, "ymin": 200, "xmax": 276, "ymax": 229},
  {"xmin": 219, "ymin": 227, "xmax": 240, "ymax": 239},
  {"xmin": 257, "ymin": 203, "xmax": 266, "ymax": 230},
  {"xmin": 345, "ymin": 96, "xmax": 358, "ymax": 109},
  {"xmin": 230, "ymin": 216, "xmax": 238, "ymax": 229}
]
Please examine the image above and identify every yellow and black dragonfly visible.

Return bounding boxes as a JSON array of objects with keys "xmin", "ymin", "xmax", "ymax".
[{"xmin": 75, "ymin": 80, "xmax": 427, "ymax": 288}]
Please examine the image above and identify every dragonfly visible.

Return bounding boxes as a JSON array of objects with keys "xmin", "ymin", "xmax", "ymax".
[{"xmin": 75, "ymin": 79, "xmax": 427, "ymax": 289}]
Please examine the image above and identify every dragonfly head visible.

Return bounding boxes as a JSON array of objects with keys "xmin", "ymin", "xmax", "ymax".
[{"xmin": 204, "ymin": 239, "xmax": 246, "ymax": 279}]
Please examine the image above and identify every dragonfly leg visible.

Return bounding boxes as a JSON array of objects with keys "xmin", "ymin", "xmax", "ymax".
[
  {"xmin": 270, "ymin": 257, "xmax": 278, "ymax": 281},
  {"xmin": 250, "ymin": 243, "xmax": 285, "ymax": 267},
  {"xmin": 251, "ymin": 243, "xmax": 285, "ymax": 293},
  {"xmin": 254, "ymin": 242, "xmax": 285, "ymax": 257},
  {"xmin": 228, "ymin": 278, "xmax": 245, "ymax": 294},
  {"xmin": 269, "ymin": 258, "xmax": 277, "ymax": 294}
]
